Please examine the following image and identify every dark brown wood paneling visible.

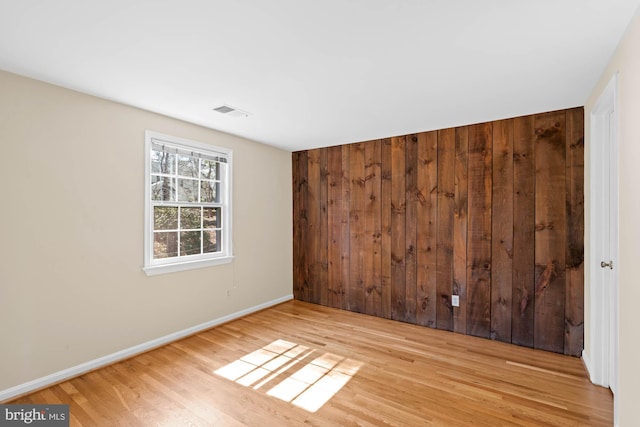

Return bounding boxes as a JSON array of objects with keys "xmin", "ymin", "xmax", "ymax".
[
  {"xmin": 416, "ymin": 131, "xmax": 438, "ymax": 328},
  {"xmin": 453, "ymin": 127, "xmax": 469, "ymax": 334},
  {"xmin": 306, "ymin": 149, "xmax": 321, "ymax": 304},
  {"xmin": 327, "ymin": 146, "xmax": 344, "ymax": 309},
  {"xmin": 341, "ymin": 146, "xmax": 351, "ymax": 310},
  {"xmin": 565, "ymin": 107, "xmax": 585, "ymax": 356},
  {"xmin": 534, "ymin": 111, "xmax": 567, "ymax": 353},
  {"xmin": 363, "ymin": 141, "xmax": 375, "ymax": 316},
  {"xmin": 512, "ymin": 116, "xmax": 536, "ymax": 348},
  {"xmin": 466, "ymin": 123, "xmax": 492, "ymax": 338},
  {"xmin": 349, "ymin": 143, "xmax": 366, "ymax": 313},
  {"xmin": 491, "ymin": 120, "xmax": 514, "ymax": 342},
  {"xmin": 436, "ymin": 129, "xmax": 455, "ymax": 331},
  {"xmin": 404, "ymin": 136, "xmax": 418, "ymax": 323},
  {"xmin": 365, "ymin": 140, "xmax": 382, "ymax": 317},
  {"xmin": 390, "ymin": 136, "xmax": 406, "ymax": 321},
  {"xmin": 292, "ymin": 107, "xmax": 584, "ymax": 356},
  {"xmin": 292, "ymin": 151, "xmax": 307, "ymax": 301},
  {"xmin": 318, "ymin": 149, "xmax": 329, "ymax": 306},
  {"xmin": 380, "ymin": 138, "xmax": 392, "ymax": 319}
]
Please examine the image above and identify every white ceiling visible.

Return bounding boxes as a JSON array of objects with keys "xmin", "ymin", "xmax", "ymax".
[{"xmin": 1, "ymin": 1, "xmax": 638, "ymax": 152}]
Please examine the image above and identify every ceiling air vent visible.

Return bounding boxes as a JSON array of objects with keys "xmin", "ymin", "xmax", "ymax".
[{"xmin": 212, "ymin": 104, "xmax": 251, "ymax": 118}]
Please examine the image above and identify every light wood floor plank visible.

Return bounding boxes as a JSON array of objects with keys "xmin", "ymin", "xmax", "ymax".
[{"xmin": 9, "ymin": 300, "xmax": 611, "ymax": 426}]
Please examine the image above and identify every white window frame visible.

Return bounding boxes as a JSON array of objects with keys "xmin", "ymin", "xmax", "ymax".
[{"xmin": 143, "ymin": 131, "xmax": 233, "ymax": 276}]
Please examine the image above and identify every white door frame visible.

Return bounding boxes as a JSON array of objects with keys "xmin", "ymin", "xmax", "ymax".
[{"xmin": 588, "ymin": 73, "xmax": 619, "ymax": 422}]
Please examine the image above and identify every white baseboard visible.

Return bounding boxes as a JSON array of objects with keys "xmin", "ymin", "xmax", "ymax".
[
  {"xmin": 582, "ymin": 350, "xmax": 618, "ymax": 426},
  {"xmin": 0, "ymin": 294, "xmax": 293, "ymax": 402},
  {"xmin": 581, "ymin": 349, "xmax": 593, "ymax": 382}
]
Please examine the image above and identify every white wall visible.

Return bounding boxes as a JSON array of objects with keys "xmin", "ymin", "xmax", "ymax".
[
  {"xmin": 0, "ymin": 70, "xmax": 293, "ymax": 394},
  {"xmin": 584, "ymin": 6, "xmax": 640, "ymax": 425}
]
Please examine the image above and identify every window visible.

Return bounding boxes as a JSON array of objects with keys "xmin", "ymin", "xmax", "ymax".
[{"xmin": 144, "ymin": 131, "xmax": 232, "ymax": 275}]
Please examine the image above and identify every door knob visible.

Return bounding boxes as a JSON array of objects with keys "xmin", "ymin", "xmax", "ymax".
[{"xmin": 601, "ymin": 260, "xmax": 613, "ymax": 269}]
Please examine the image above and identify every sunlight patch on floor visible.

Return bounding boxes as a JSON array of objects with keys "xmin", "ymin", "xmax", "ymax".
[{"xmin": 214, "ymin": 339, "xmax": 362, "ymax": 413}]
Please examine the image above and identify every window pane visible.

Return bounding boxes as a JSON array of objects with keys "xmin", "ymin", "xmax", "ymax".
[
  {"xmin": 154, "ymin": 206, "xmax": 178, "ymax": 230},
  {"xmin": 177, "ymin": 178, "xmax": 198, "ymax": 202},
  {"xmin": 203, "ymin": 230, "xmax": 221, "ymax": 253},
  {"xmin": 180, "ymin": 231, "xmax": 201, "ymax": 256},
  {"xmin": 178, "ymin": 155, "xmax": 199, "ymax": 178},
  {"xmin": 146, "ymin": 133, "xmax": 232, "ymax": 271},
  {"xmin": 200, "ymin": 160, "xmax": 219, "ymax": 180},
  {"xmin": 201, "ymin": 181, "xmax": 220, "ymax": 203},
  {"xmin": 151, "ymin": 150, "xmax": 175, "ymax": 174},
  {"xmin": 154, "ymin": 232, "xmax": 178, "ymax": 258},
  {"xmin": 180, "ymin": 207, "xmax": 201, "ymax": 230},
  {"xmin": 203, "ymin": 207, "xmax": 221, "ymax": 228},
  {"xmin": 151, "ymin": 176, "xmax": 175, "ymax": 201}
]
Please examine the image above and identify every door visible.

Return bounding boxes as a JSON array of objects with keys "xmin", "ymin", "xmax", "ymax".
[{"xmin": 590, "ymin": 74, "xmax": 619, "ymax": 402}]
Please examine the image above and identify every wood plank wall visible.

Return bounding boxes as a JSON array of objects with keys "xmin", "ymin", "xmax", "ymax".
[{"xmin": 292, "ymin": 107, "xmax": 584, "ymax": 356}]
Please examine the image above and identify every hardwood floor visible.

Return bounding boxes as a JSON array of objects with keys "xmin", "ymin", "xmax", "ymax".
[{"xmin": 10, "ymin": 300, "xmax": 612, "ymax": 426}]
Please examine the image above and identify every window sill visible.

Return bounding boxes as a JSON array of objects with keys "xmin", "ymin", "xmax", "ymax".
[{"xmin": 143, "ymin": 256, "xmax": 234, "ymax": 276}]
